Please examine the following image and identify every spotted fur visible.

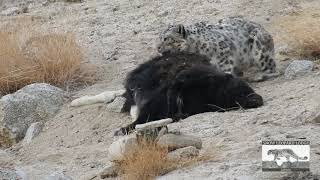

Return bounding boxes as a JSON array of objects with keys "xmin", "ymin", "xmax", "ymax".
[{"xmin": 157, "ymin": 17, "xmax": 278, "ymax": 80}]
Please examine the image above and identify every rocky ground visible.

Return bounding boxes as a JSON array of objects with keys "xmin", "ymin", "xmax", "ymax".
[{"xmin": 1, "ymin": 0, "xmax": 320, "ymax": 179}]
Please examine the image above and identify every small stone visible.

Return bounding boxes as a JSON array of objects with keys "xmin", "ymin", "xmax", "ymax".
[
  {"xmin": 99, "ymin": 165, "xmax": 119, "ymax": 179},
  {"xmin": 70, "ymin": 90, "xmax": 125, "ymax": 107},
  {"xmin": 112, "ymin": 7, "xmax": 119, "ymax": 12},
  {"xmin": 135, "ymin": 118, "xmax": 173, "ymax": 132},
  {"xmin": 167, "ymin": 146, "xmax": 199, "ymax": 160},
  {"xmin": 91, "ymin": 123, "xmax": 100, "ymax": 130},
  {"xmin": 312, "ymin": 112, "xmax": 320, "ymax": 123},
  {"xmin": 156, "ymin": 127, "xmax": 168, "ymax": 139},
  {"xmin": 21, "ymin": 7, "xmax": 28, "ymax": 13},
  {"xmin": 286, "ymin": 134, "xmax": 295, "ymax": 138},
  {"xmin": 158, "ymin": 10, "xmax": 169, "ymax": 17},
  {"xmin": 261, "ymin": 131, "xmax": 270, "ymax": 137},
  {"xmin": 157, "ymin": 134, "xmax": 202, "ymax": 151},
  {"xmin": 168, "ymin": 129, "xmax": 181, "ymax": 135},
  {"xmin": 108, "ymin": 134, "xmax": 138, "ymax": 161},
  {"xmin": 106, "ymin": 96, "xmax": 126, "ymax": 113},
  {"xmin": 284, "ymin": 60, "xmax": 314, "ymax": 79},
  {"xmin": 22, "ymin": 122, "xmax": 43, "ymax": 145},
  {"xmin": 67, "ymin": 114, "xmax": 74, "ymax": 118}
]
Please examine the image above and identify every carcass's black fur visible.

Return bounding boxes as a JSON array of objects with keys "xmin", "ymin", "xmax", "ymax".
[{"xmin": 117, "ymin": 52, "xmax": 263, "ymax": 135}]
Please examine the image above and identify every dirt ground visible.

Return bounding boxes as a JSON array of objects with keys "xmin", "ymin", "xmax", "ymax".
[{"xmin": 1, "ymin": 0, "xmax": 320, "ymax": 179}]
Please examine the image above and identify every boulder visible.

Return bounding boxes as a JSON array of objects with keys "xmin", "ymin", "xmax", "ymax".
[
  {"xmin": 167, "ymin": 146, "xmax": 200, "ymax": 160},
  {"xmin": 284, "ymin": 60, "xmax": 314, "ymax": 79},
  {"xmin": 0, "ymin": 83, "xmax": 66, "ymax": 146},
  {"xmin": 22, "ymin": 122, "xmax": 44, "ymax": 145},
  {"xmin": 108, "ymin": 134, "xmax": 138, "ymax": 161},
  {"xmin": 157, "ymin": 134, "xmax": 202, "ymax": 151}
]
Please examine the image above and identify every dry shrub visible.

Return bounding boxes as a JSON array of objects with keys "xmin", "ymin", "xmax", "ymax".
[
  {"xmin": 117, "ymin": 139, "xmax": 212, "ymax": 180},
  {"xmin": 0, "ymin": 29, "xmax": 96, "ymax": 95},
  {"xmin": 27, "ymin": 33, "xmax": 96, "ymax": 87},
  {"xmin": 274, "ymin": 9, "xmax": 320, "ymax": 60}
]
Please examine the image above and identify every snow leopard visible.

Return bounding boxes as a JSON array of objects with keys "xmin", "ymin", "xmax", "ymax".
[{"xmin": 157, "ymin": 17, "xmax": 279, "ymax": 81}]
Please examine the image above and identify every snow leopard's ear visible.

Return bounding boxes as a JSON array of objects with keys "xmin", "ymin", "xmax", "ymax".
[{"xmin": 175, "ymin": 24, "xmax": 187, "ymax": 39}]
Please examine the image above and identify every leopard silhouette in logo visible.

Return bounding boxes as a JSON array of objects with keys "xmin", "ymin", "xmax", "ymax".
[{"xmin": 268, "ymin": 149, "xmax": 308, "ymax": 163}]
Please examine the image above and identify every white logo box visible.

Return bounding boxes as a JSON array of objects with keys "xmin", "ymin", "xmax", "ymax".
[{"xmin": 262, "ymin": 140, "xmax": 310, "ymax": 171}]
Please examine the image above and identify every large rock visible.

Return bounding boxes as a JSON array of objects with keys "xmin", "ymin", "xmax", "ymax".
[
  {"xmin": 284, "ymin": 60, "xmax": 314, "ymax": 79},
  {"xmin": 167, "ymin": 146, "xmax": 200, "ymax": 160},
  {"xmin": 157, "ymin": 134, "xmax": 202, "ymax": 151},
  {"xmin": 0, "ymin": 83, "xmax": 66, "ymax": 146},
  {"xmin": 108, "ymin": 134, "xmax": 138, "ymax": 161}
]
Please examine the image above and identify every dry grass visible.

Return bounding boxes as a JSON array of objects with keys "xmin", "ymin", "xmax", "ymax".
[
  {"xmin": 0, "ymin": 128, "xmax": 15, "ymax": 148},
  {"xmin": 273, "ymin": 9, "xmax": 320, "ymax": 61},
  {"xmin": 0, "ymin": 29, "xmax": 96, "ymax": 95},
  {"xmin": 116, "ymin": 139, "xmax": 212, "ymax": 180}
]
